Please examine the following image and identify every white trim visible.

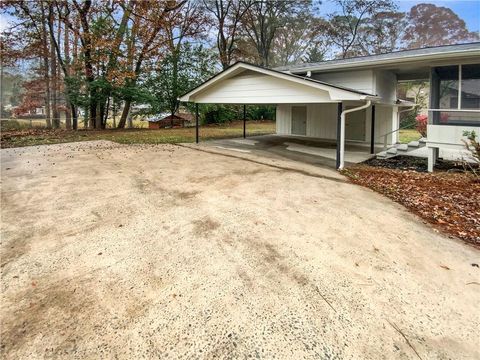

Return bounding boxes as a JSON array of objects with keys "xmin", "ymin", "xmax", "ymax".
[
  {"xmin": 283, "ymin": 48, "xmax": 480, "ymax": 74},
  {"xmin": 428, "ymin": 109, "xmax": 480, "ymax": 113},
  {"xmin": 458, "ymin": 64, "xmax": 462, "ymax": 110}
]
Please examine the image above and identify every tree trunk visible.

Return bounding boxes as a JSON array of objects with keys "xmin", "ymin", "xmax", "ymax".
[
  {"xmin": 112, "ymin": 102, "xmax": 116, "ymax": 128},
  {"xmin": 95, "ymin": 102, "xmax": 102, "ymax": 129},
  {"xmin": 118, "ymin": 100, "xmax": 131, "ymax": 129},
  {"xmin": 127, "ymin": 112, "xmax": 133, "ymax": 128},
  {"xmin": 49, "ymin": 7, "xmax": 59, "ymax": 128},
  {"xmin": 89, "ymin": 98, "xmax": 96, "ymax": 129},
  {"xmin": 71, "ymin": 104, "xmax": 77, "ymax": 130},
  {"xmin": 73, "ymin": 22, "xmax": 79, "ymax": 130},
  {"xmin": 103, "ymin": 97, "xmax": 110, "ymax": 128},
  {"xmin": 77, "ymin": 1, "xmax": 96, "ymax": 128},
  {"xmin": 40, "ymin": 2, "xmax": 52, "ymax": 129},
  {"xmin": 83, "ymin": 106, "xmax": 88, "ymax": 128},
  {"xmin": 64, "ymin": 18, "xmax": 71, "ymax": 130}
]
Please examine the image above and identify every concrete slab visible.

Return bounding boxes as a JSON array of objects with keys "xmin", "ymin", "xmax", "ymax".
[{"xmin": 203, "ymin": 134, "xmax": 376, "ymax": 169}]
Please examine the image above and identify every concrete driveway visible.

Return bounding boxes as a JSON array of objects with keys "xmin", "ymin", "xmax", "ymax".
[{"xmin": 1, "ymin": 141, "xmax": 479, "ymax": 359}]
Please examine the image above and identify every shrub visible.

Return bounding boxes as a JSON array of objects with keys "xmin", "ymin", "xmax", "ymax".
[
  {"xmin": 415, "ymin": 114, "xmax": 428, "ymax": 137},
  {"xmin": 463, "ymin": 130, "xmax": 480, "ymax": 163},
  {"xmin": 461, "ymin": 130, "xmax": 479, "ymax": 179}
]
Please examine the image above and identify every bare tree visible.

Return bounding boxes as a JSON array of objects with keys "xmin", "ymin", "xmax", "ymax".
[
  {"xmin": 203, "ymin": 0, "xmax": 253, "ymax": 69},
  {"xmin": 357, "ymin": 11, "xmax": 405, "ymax": 55},
  {"xmin": 402, "ymin": 3, "xmax": 479, "ymax": 49},
  {"xmin": 48, "ymin": 3, "xmax": 60, "ymax": 128},
  {"xmin": 273, "ymin": 14, "xmax": 325, "ymax": 66},
  {"xmin": 241, "ymin": 0, "xmax": 310, "ymax": 67},
  {"xmin": 323, "ymin": 0, "xmax": 397, "ymax": 59},
  {"xmin": 39, "ymin": 2, "xmax": 52, "ymax": 128},
  {"xmin": 117, "ymin": 1, "xmax": 191, "ymax": 128}
]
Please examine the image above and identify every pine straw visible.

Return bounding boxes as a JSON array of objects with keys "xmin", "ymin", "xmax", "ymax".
[{"xmin": 343, "ymin": 165, "xmax": 480, "ymax": 247}]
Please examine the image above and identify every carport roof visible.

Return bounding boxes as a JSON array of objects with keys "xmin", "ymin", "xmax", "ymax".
[{"xmin": 179, "ymin": 61, "xmax": 379, "ymax": 103}]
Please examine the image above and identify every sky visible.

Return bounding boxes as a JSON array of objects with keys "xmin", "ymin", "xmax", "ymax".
[
  {"xmin": 399, "ymin": 0, "xmax": 480, "ymax": 32},
  {"xmin": 318, "ymin": 0, "xmax": 480, "ymax": 32},
  {"xmin": 1, "ymin": 0, "xmax": 479, "ymax": 33}
]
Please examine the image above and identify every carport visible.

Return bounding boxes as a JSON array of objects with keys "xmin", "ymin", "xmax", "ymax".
[{"xmin": 179, "ymin": 62, "xmax": 380, "ymax": 169}]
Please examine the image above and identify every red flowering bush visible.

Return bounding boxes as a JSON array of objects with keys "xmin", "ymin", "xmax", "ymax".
[
  {"xmin": 440, "ymin": 113, "xmax": 450, "ymax": 124},
  {"xmin": 415, "ymin": 114, "xmax": 428, "ymax": 137}
]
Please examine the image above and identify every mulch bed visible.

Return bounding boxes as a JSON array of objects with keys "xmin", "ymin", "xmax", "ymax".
[{"xmin": 343, "ymin": 157, "xmax": 480, "ymax": 247}]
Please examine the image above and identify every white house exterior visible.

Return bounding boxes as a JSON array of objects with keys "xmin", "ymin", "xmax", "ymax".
[{"xmin": 180, "ymin": 43, "xmax": 480, "ymax": 171}]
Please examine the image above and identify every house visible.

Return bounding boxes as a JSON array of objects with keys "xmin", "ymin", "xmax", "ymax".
[
  {"xmin": 147, "ymin": 112, "xmax": 193, "ymax": 129},
  {"xmin": 179, "ymin": 43, "xmax": 480, "ymax": 171}
]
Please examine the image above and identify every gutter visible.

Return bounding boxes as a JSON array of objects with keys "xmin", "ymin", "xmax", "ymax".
[{"xmin": 284, "ymin": 49, "xmax": 480, "ymax": 74}]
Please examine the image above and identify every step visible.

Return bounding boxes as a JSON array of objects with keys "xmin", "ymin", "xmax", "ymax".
[
  {"xmin": 396, "ymin": 144, "xmax": 409, "ymax": 151},
  {"xmin": 419, "ymin": 137, "xmax": 427, "ymax": 143},
  {"xmin": 386, "ymin": 148, "xmax": 397, "ymax": 155},
  {"xmin": 407, "ymin": 140, "xmax": 419, "ymax": 148},
  {"xmin": 376, "ymin": 151, "xmax": 388, "ymax": 158}
]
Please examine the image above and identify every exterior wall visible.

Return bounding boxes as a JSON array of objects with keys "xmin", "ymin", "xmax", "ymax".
[
  {"xmin": 276, "ymin": 104, "xmax": 292, "ymax": 134},
  {"xmin": 427, "ymin": 124, "xmax": 480, "ymax": 147},
  {"xmin": 311, "ymin": 69, "xmax": 398, "ymax": 104},
  {"xmin": 194, "ymin": 70, "xmax": 335, "ymax": 104},
  {"xmin": 148, "ymin": 117, "xmax": 186, "ymax": 129},
  {"xmin": 276, "ymin": 104, "xmax": 338, "ymax": 139},
  {"xmin": 374, "ymin": 105, "xmax": 396, "ymax": 144},
  {"xmin": 306, "ymin": 104, "xmax": 338, "ymax": 139},
  {"xmin": 276, "ymin": 103, "xmax": 397, "ymax": 145},
  {"xmin": 311, "ymin": 70, "xmax": 374, "ymax": 94},
  {"xmin": 373, "ymin": 70, "xmax": 397, "ymax": 104}
]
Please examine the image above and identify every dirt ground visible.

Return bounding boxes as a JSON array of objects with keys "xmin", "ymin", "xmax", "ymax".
[{"xmin": 1, "ymin": 140, "xmax": 479, "ymax": 359}]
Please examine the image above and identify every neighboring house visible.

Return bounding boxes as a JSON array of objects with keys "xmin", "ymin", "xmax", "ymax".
[
  {"xmin": 179, "ymin": 43, "xmax": 480, "ymax": 171},
  {"xmin": 147, "ymin": 112, "xmax": 193, "ymax": 129}
]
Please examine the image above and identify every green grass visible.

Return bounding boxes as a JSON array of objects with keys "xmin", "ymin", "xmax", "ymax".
[
  {"xmin": 0, "ymin": 118, "xmax": 148, "ymax": 130},
  {"xmin": 399, "ymin": 128, "xmax": 422, "ymax": 144},
  {"xmin": 1, "ymin": 121, "xmax": 276, "ymax": 148}
]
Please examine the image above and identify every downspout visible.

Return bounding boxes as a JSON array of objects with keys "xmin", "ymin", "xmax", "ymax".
[{"xmin": 338, "ymin": 100, "xmax": 372, "ymax": 170}]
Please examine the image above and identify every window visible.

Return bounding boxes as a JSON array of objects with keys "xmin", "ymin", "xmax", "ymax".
[
  {"xmin": 460, "ymin": 64, "xmax": 480, "ymax": 109},
  {"xmin": 430, "ymin": 64, "xmax": 480, "ymax": 125},
  {"xmin": 437, "ymin": 65, "xmax": 459, "ymax": 109}
]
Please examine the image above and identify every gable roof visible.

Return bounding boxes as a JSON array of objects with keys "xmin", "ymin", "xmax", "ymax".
[
  {"xmin": 179, "ymin": 61, "xmax": 378, "ymax": 103},
  {"xmin": 275, "ymin": 42, "xmax": 480, "ymax": 74},
  {"xmin": 147, "ymin": 112, "xmax": 194, "ymax": 122}
]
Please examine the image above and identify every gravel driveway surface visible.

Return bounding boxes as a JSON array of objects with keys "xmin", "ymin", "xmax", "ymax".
[{"xmin": 1, "ymin": 140, "xmax": 479, "ymax": 359}]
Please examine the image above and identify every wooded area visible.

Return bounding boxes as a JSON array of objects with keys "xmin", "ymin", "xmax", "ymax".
[{"xmin": 1, "ymin": 0, "xmax": 478, "ymax": 129}]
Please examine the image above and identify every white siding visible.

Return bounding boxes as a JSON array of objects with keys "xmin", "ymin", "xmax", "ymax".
[
  {"xmin": 311, "ymin": 70, "xmax": 374, "ymax": 94},
  {"xmin": 192, "ymin": 71, "xmax": 334, "ymax": 104},
  {"xmin": 276, "ymin": 103, "xmax": 339, "ymax": 139},
  {"xmin": 374, "ymin": 105, "xmax": 396, "ymax": 144},
  {"xmin": 311, "ymin": 69, "xmax": 398, "ymax": 104},
  {"xmin": 276, "ymin": 105, "xmax": 291, "ymax": 134},
  {"xmin": 374, "ymin": 70, "xmax": 397, "ymax": 104},
  {"xmin": 276, "ymin": 103, "xmax": 397, "ymax": 145},
  {"xmin": 306, "ymin": 103, "xmax": 338, "ymax": 139},
  {"xmin": 427, "ymin": 124, "xmax": 480, "ymax": 146}
]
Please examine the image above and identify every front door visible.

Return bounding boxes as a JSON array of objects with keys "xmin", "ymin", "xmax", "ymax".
[
  {"xmin": 291, "ymin": 106, "xmax": 307, "ymax": 135},
  {"xmin": 345, "ymin": 108, "xmax": 366, "ymax": 141}
]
